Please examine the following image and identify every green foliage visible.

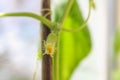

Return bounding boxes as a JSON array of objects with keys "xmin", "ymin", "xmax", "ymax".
[
  {"xmin": 114, "ymin": 29, "xmax": 120, "ymax": 56},
  {"xmin": 112, "ymin": 69, "xmax": 120, "ymax": 80},
  {"xmin": 36, "ymin": 51, "xmax": 42, "ymax": 60},
  {"xmin": 54, "ymin": 0, "xmax": 91, "ymax": 80},
  {"xmin": 0, "ymin": 0, "xmax": 92, "ymax": 80}
]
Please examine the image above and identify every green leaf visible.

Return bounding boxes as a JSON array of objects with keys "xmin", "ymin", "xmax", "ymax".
[{"xmin": 54, "ymin": 0, "xmax": 91, "ymax": 80}]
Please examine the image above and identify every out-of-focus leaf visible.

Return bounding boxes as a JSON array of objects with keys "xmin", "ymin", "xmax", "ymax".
[
  {"xmin": 112, "ymin": 69, "xmax": 120, "ymax": 80},
  {"xmin": 114, "ymin": 29, "xmax": 120, "ymax": 56},
  {"xmin": 90, "ymin": 0, "xmax": 96, "ymax": 10},
  {"xmin": 54, "ymin": 0, "xmax": 91, "ymax": 80}
]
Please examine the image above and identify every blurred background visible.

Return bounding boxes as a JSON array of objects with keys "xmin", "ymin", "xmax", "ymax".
[{"xmin": 0, "ymin": 0, "xmax": 119, "ymax": 80}]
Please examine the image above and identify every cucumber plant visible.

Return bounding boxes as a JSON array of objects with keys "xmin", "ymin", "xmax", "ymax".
[{"xmin": 0, "ymin": 0, "xmax": 95, "ymax": 80}]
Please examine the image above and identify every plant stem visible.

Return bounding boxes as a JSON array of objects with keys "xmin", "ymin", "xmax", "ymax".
[
  {"xmin": 60, "ymin": 0, "xmax": 74, "ymax": 27},
  {"xmin": 41, "ymin": 0, "xmax": 53, "ymax": 80},
  {"xmin": 0, "ymin": 12, "xmax": 53, "ymax": 29},
  {"xmin": 55, "ymin": 34, "xmax": 60, "ymax": 80}
]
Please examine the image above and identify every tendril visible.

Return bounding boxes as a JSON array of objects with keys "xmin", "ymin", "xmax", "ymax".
[
  {"xmin": 44, "ymin": 12, "xmax": 51, "ymax": 18},
  {"xmin": 33, "ymin": 61, "xmax": 39, "ymax": 80},
  {"xmin": 41, "ymin": 8, "xmax": 51, "ymax": 12},
  {"xmin": 61, "ymin": 0, "xmax": 93, "ymax": 32}
]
